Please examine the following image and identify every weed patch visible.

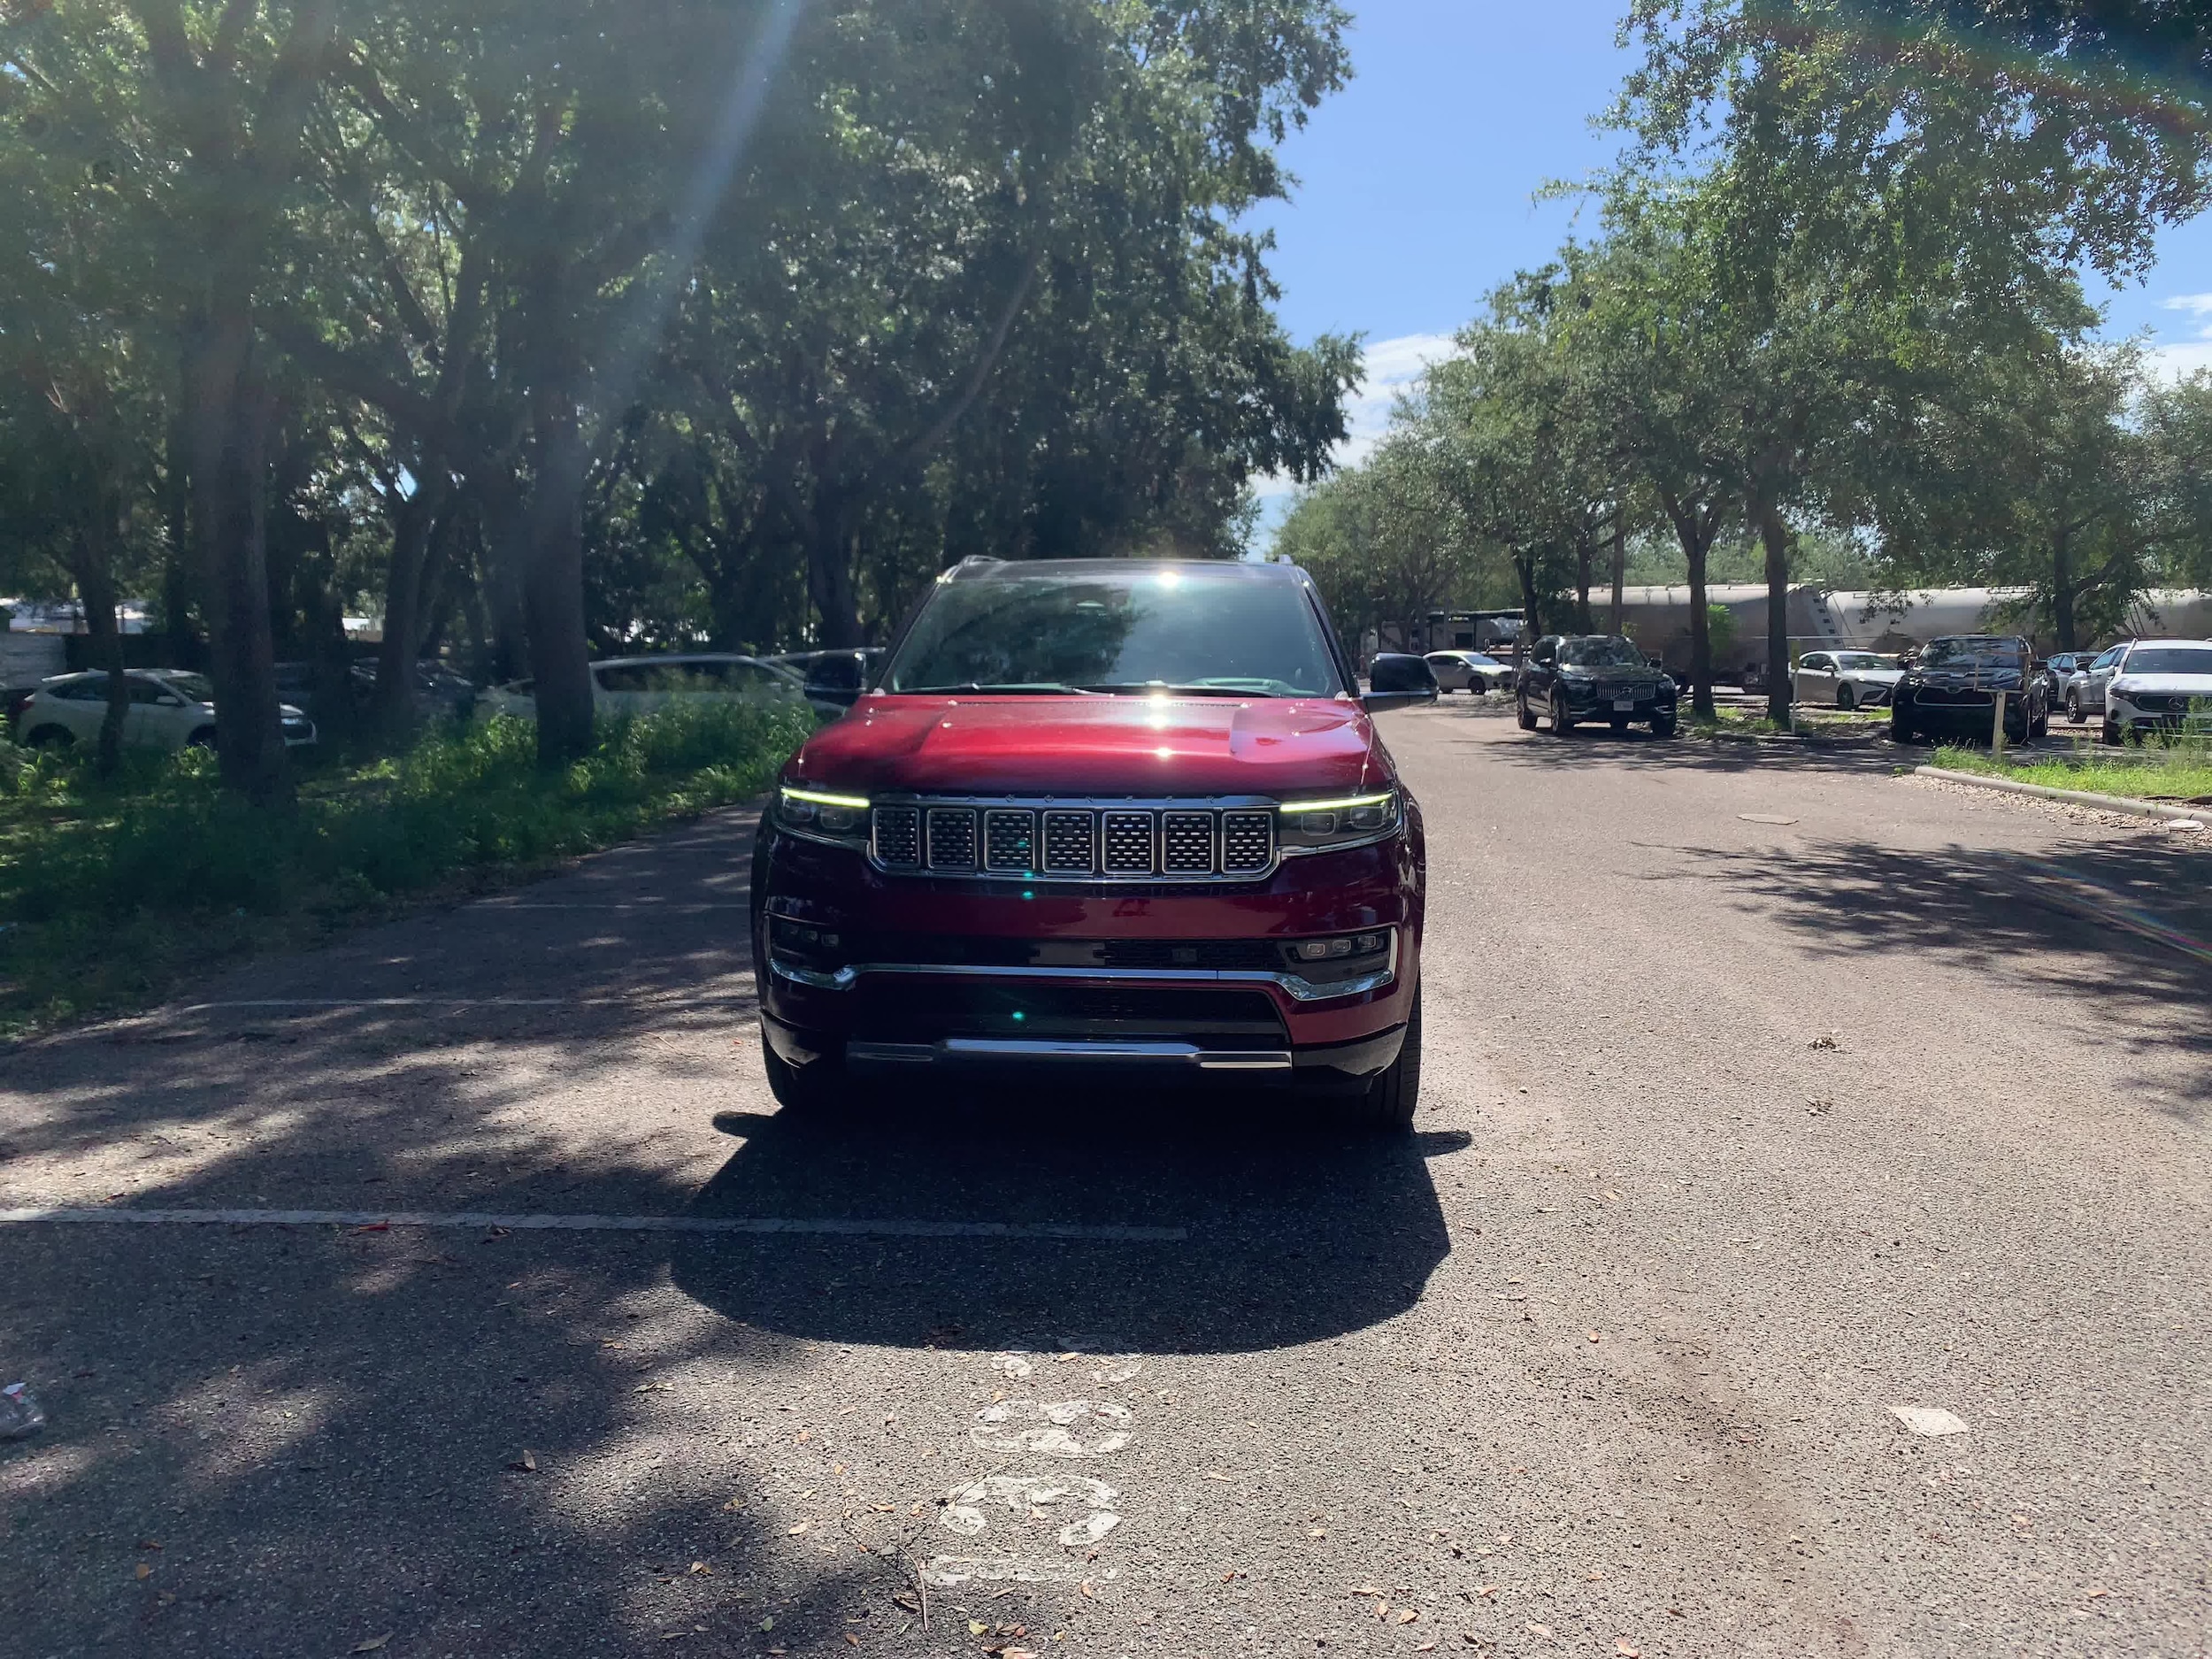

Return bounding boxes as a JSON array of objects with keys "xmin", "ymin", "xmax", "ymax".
[{"xmin": 0, "ymin": 703, "xmax": 812, "ymax": 1033}]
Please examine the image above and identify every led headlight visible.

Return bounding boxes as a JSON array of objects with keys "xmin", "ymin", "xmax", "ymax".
[
  {"xmin": 1277, "ymin": 789, "xmax": 1402, "ymax": 855},
  {"xmin": 776, "ymin": 785, "xmax": 871, "ymax": 849}
]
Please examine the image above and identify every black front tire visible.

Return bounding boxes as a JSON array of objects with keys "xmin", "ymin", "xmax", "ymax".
[
  {"xmin": 1551, "ymin": 693, "xmax": 1574, "ymax": 734},
  {"xmin": 2067, "ymin": 692, "xmax": 2084, "ymax": 725},
  {"xmin": 1346, "ymin": 989, "xmax": 1420, "ymax": 1133},
  {"xmin": 1837, "ymin": 685, "xmax": 1856, "ymax": 710},
  {"xmin": 763, "ymin": 1029, "xmax": 841, "ymax": 1114},
  {"xmin": 2102, "ymin": 718, "xmax": 2122, "ymax": 746},
  {"xmin": 1516, "ymin": 695, "xmax": 1538, "ymax": 731},
  {"xmin": 1890, "ymin": 710, "xmax": 1916, "ymax": 745},
  {"xmin": 24, "ymin": 726, "xmax": 73, "ymax": 749},
  {"xmin": 1650, "ymin": 712, "xmax": 1678, "ymax": 739}
]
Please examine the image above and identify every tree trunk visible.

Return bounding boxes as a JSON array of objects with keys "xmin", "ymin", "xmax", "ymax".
[
  {"xmin": 1513, "ymin": 550, "xmax": 1542, "ymax": 639},
  {"xmin": 186, "ymin": 321, "xmax": 289, "ymax": 804},
  {"xmin": 1609, "ymin": 518, "xmax": 1626, "ymax": 634},
  {"xmin": 1661, "ymin": 490, "xmax": 1717, "ymax": 721},
  {"xmin": 806, "ymin": 501, "xmax": 863, "ymax": 649},
  {"xmin": 373, "ymin": 466, "xmax": 451, "ymax": 743},
  {"xmin": 1758, "ymin": 498, "xmax": 1793, "ymax": 726},
  {"xmin": 523, "ymin": 393, "xmax": 596, "ymax": 765},
  {"xmin": 1574, "ymin": 534, "xmax": 1594, "ymax": 632},
  {"xmin": 2051, "ymin": 524, "xmax": 2077, "ymax": 651}
]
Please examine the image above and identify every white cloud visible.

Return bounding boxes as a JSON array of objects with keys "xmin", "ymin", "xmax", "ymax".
[
  {"xmin": 2146, "ymin": 295, "xmax": 2212, "ymax": 382},
  {"xmin": 1250, "ymin": 331, "xmax": 1460, "ymax": 503}
]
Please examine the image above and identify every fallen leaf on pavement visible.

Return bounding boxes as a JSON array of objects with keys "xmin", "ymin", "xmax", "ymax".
[
  {"xmin": 787, "ymin": 1522, "xmax": 810, "ymax": 1536},
  {"xmin": 1617, "ymin": 1643, "xmax": 1642, "ymax": 1657},
  {"xmin": 1417, "ymin": 1646, "xmax": 1437, "ymax": 1654},
  {"xmin": 1353, "ymin": 1585, "xmax": 1387, "ymax": 1596},
  {"xmin": 136, "ymin": 1540, "xmax": 163, "ymax": 1550},
  {"xmin": 722, "ymin": 1499, "xmax": 745, "ymax": 1512},
  {"xmin": 1526, "ymin": 1624, "xmax": 1553, "ymax": 1638},
  {"xmin": 349, "ymin": 1221, "xmax": 390, "ymax": 1234},
  {"xmin": 1398, "ymin": 1609, "xmax": 1421, "ymax": 1624},
  {"xmin": 1476, "ymin": 1586, "xmax": 1498, "ymax": 1600},
  {"xmin": 2086, "ymin": 1587, "xmax": 2109, "ymax": 1599},
  {"xmin": 134, "ymin": 1563, "xmax": 152, "ymax": 1580},
  {"xmin": 1586, "ymin": 1331, "xmax": 1601, "ymax": 1343},
  {"xmin": 1309, "ymin": 1527, "xmax": 1327, "ymax": 1538},
  {"xmin": 509, "ymin": 1450, "xmax": 538, "ymax": 1473},
  {"xmin": 351, "ymin": 1639, "xmax": 391, "ymax": 1655},
  {"xmin": 688, "ymin": 1562, "xmax": 710, "ymax": 1576},
  {"xmin": 845, "ymin": 1636, "xmax": 860, "ymax": 1647},
  {"xmin": 969, "ymin": 1621, "xmax": 989, "ymax": 1636},
  {"xmin": 1079, "ymin": 1581, "xmax": 1094, "ymax": 1598},
  {"xmin": 758, "ymin": 1617, "xmax": 774, "ymax": 1632}
]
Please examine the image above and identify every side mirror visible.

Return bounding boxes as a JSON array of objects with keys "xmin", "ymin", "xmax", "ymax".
[{"xmin": 1362, "ymin": 653, "xmax": 1440, "ymax": 713}]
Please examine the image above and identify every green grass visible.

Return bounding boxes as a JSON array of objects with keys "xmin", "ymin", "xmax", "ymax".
[
  {"xmin": 0, "ymin": 702, "xmax": 814, "ymax": 1035},
  {"xmin": 1930, "ymin": 743, "xmax": 2212, "ymax": 805}
]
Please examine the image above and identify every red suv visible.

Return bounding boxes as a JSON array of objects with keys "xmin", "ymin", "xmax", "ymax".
[{"xmin": 749, "ymin": 558, "xmax": 1436, "ymax": 1127}]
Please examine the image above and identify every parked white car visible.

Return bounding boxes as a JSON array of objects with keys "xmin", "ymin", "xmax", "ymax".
[
  {"xmin": 1424, "ymin": 649, "xmax": 1514, "ymax": 694},
  {"xmin": 13, "ymin": 670, "xmax": 317, "ymax": 752},
  {"xmin": 475, "ymin": 654, "xmax": 809, "ymax": 721},
  {"xmin": 2102, "ymin": 639, "xmax": 2212, "ymax": 743},
  {"xmin": 1792, "ymin": 649, "xmax": 1902, "ymax": 710}
]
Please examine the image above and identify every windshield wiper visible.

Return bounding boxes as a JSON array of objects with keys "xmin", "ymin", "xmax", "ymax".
[
  {"xmin": 1078, "ymin": 683, "xmax": 1286, "ymax": 697},
  {"xmin": 902, "ymin": 682, "xmax": 1100, "ymax": 695}
]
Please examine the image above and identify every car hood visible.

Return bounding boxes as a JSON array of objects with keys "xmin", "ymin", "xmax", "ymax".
[
  {"xmin": 788, "ymin": 694, "xmax": 1387, "ymax": 799},
  {"xmin": 2114, "ymin": 673, "xmax": 2212, "ymax": 695},
  {"xmin": 1560, "ymin": 664, "xmax": 1670, "ymax": 683},
  {"xmin": 1838, "ymin": 667, "xmax": 1904, "ymax": 685}
]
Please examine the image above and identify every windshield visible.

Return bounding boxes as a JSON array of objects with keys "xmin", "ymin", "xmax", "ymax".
[
  {"xmin": 1918, "ymin": 638, "xmax": 2022, "ymax": 671},
  {"xmin": 1834, "ymin": 653, "xmax": 1891, "ymax": 672},
  {"xmin": 883, "ymin": 566, "xmax": 1343, "ymax": 697},
  {"xmin": 1463, "ymin": 653, "xmax": 1502, "ymax": 667},
  {"xmin": 2124, "ymin": 647, "xmax": 2212, "ymax": 676},
  {"xmin": 1558, "ymin": 636, "xmax": 1646, "ymax": 668},
  {"xmin": 156, "ymin": 672, "xmax": 215, "ymax": 702}
]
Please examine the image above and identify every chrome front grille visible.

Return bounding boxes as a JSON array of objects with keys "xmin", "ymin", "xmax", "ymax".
[{"xmin": 868, "ymin": 799, "xmax": 1278, "ymax": 882}]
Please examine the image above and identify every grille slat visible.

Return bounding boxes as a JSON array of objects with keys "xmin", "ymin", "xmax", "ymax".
[
  {"xmin": 1042, "ymin": 811, "xmax": 1096, "ymax": 875},
  {"xmin": 873, "ymin": 806, "xmax": 921, "ymax": 869},
  {"xmin": 984, "ymin": 810, "xmax": 1035, "ymax": 872},
  {"xmin": 926, "ymin": 808, "xmax": 978, "ymax": 871},
  {"xmin": 1162, "ymin": 812, "xmax": 1214, "ymax": 873},
  {"xmin": 1102, "ymin": 811, "xmax": 1156, "ymax": 874},
  {"xmin": 1221, "ymin": 810, "xmax": 1274, "ymax": 873}
]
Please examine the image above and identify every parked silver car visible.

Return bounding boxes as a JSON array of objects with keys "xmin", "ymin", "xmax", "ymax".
[
  {"xmin": 1792, "ymin": 649, "xmax": 1902, "ymax": 710},
  {"xmin": 15, "ymin": 669, "xmax": 317, "ymax": 752},
  {"xmin": 2063, "ymin": 643, "xmax": 2128, "ymax": 725}
]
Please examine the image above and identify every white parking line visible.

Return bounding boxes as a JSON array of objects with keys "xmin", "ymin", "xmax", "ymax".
[
  {"xmin": 472, "ymin": 902, "xmax": 749, "ymax": 910},
  {"xmin": 172, "ymin": 997, "xmax": 752, "ymax": 1010},
  {"xmin": 0, "ymin": 1206, "xmax": 1186, "ymax": 1242}
]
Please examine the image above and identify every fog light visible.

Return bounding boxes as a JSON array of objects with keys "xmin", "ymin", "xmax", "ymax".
[
  {"xmin": 1299, "ymin": 811, "xmax": 1338, "ymax": 834},
  {"xmin": 1295, "ymin": 940, "xmax": 1331, "ymax": 962}
]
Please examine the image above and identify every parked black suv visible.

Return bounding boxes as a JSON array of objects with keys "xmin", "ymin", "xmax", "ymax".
[
  {"xmin": 1890, "ymin": 635, "xmax": 2047, "ymax": 745},
  {"xmin": 1516, "ymin": 634, "xmax": 1678, "ymax": 737}
]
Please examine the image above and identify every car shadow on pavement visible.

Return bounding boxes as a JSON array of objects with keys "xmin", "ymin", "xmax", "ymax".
[
  {"xmin": 672, "ymin": 1099, "xmax": 1461, "ymax": 1355},
  {"xmin": 1669, "ymin": 836, "xmax": 2212, "ymax": 1117}
]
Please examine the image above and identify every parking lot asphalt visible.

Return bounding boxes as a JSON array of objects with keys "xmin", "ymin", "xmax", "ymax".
[{"xmin": 3, "ymin": 700, "xmax": 2208, "ymax": 1659}]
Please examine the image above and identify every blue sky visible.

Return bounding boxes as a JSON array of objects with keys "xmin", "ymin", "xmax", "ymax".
[{"xmin": 1248, "ymin": 1, "xmax": 2212, "ymax": 540}]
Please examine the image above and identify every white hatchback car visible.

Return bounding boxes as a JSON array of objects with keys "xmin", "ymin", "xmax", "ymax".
[
  {"xmin": 2102, "ymin": 639, "xmax": 2212, "ymax": 743},
  {"xmin": 475, "ymin": 654, "xmax": 809, "ymax": 721},
  {"xmin": 14, "ymin": 669, "xmax": 317, "ymax": 752}
]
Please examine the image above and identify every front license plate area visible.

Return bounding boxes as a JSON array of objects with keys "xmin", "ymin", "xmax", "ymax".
[{"xmin": 1612, "ymin": 698, "xmax": 1635, "ymax": 712}]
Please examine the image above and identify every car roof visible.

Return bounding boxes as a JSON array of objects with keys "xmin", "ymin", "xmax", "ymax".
[{"xmin": 2123, "ymin": 637, "xmax": 2212, "ymax": 649}]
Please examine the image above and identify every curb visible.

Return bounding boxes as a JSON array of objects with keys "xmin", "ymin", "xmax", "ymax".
[{"xmin": 1916, "ymin": 764, "xmax": 2205, "ymax": 823}]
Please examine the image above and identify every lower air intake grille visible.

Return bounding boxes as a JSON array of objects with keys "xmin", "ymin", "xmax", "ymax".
[
  {"xmin": 926, "ymin": 808, "xmax": 977, "ymax": 871},
  {"xmin": 984, "ymin": 810, "xmax": 1035, "ymax": 872},
  {"xmin": 1102, "ymin": 812, "xmax": 1155, "ymax": 873},
  {"xmin": 1221, "ymin": 811, "xmax": 1274, "ymax": 872},
  {"xmin": 873, "ymin": 807, "xmax": 920, "ymax": 868},
  {"xmin": 1043, "ymin": 811, "xmax": 1096, "ymax": 874}
]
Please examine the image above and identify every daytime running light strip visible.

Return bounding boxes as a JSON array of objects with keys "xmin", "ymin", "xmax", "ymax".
[
  {"xmin": 1277, "ymin": 791, "xmax": 1394, "ymax": 814},
  {"xmin": 782, "ymin": 786, "xmax": 871, "ymax": 810}
]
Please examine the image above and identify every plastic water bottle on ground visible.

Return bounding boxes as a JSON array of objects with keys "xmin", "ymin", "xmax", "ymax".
[{"xmin": 0, "ymin": 1381, "xmax": 44, "ymax": 1439}]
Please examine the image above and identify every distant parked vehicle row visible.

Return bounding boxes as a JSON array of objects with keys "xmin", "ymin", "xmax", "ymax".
[{"xmin": 13, "ymin": 669, "xmax": 317, "ymax": 752}]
